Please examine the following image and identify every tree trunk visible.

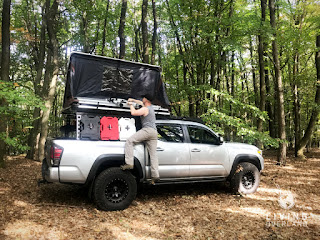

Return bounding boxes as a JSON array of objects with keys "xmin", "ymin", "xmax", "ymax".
[
  {"xmin": 231, "ymin": 51, "xmax": 236, "ymax": 140},
  {"xmin": 26, "ymin": 108, "xmax": 41, "ymax": 159},
  {"xmin": 1, "ymin": 0, "xmax": 10, "ymax": 83},
  {"xmin": 265, "ymin": 61, "xmax": 275, "ymax": 138},
  {"xmin": 0, "ymin": 0, "xmax": 11, "ymax": 167},
  {"xmin": 157, "ymin": 33, "xmax": 162, "ymax": 66},
  {"xmin": 91, "ymin": 20, "xmax": 100, "ymax": 54},
  {"xmin": 38, "ymin": 0, "xmax": 59, "ymax": 161},
  {"xmin": 257, "ymin": 0, "xmax": 267, "ymax": 149},
  {"xmin": 165, "ymin": 0, "xmax": 191, "ymax": 116},
  {"xmin": 296, "ymin": 35, "xmax": 320, "ymax": 158},
  {"xmin": 118, "ymin": 0, "xmax": 127, "ymax": 59},
  {"xmin": 214, "ymin": 0, "xmax": 223, "ymax": 96},
  {"xmin": 250, "ymin": 38, "xmax": 259, "ymax": 108},
  {"xmin": 292, "ymin": 11, "xmax": 304, "ymax": 156},
  {"xmin": 210, "ymin": 55, "xmax": 216, "ymax": 87},
  {"xmin": 174, "ymin": 40, "xmax": 181, "ymax": 116},
  {"xmin": 81, "ymin": 10, "xmax": 90, "ymax": 53},
  {"xmin": 269, "ymin": 0, "xmax": 286, "ymax": 165},
  {"xmin": 27, "ymin": 3, "xmax": 47, "ymax": 160},
  {"xmin": 141, "ymin": 0, "xmax": 149, "ymax": 63},
  {"xmin": 134, "ymin": 26, "xmax": 141, "ymax": 62},
  {"xmin": 101, "ymin": 0, "xmax": 110, "ymax": 56},
  {"xmin": 34, "ymin": 50, "xmax": 53, "ymax": 161},
  {"xmin": 293, "ymin": 53, "xmax": 301, "ymax": 156},
  {"xmin": 231, "ymin": 52, "xmax": 235, "ymax": 97},
  {"xmin": 151, "ymin": 0, "xmax": 157, "ymax": 65},
  {"xmin": 216, "ymin": 47, "xmax": 221, "ymax": 92}
]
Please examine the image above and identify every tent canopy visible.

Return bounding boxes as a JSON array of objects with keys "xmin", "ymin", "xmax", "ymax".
[{"xmin": 63, "ymin": 52, "xmax": 170, "ymax": 108}]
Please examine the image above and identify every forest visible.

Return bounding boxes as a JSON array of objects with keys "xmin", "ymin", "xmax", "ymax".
[
  {"xmin": 0, "ymin": 1, "xmax": 320, "ymax": 239},
  {"xmin": 0, "ymin": 0, "xmax": 319, "ymax": 167}
]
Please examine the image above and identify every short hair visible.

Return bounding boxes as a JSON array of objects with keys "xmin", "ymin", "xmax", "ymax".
[{"xmin": 142, "ymin": 94, "xmax": 153, "ymax": 101}]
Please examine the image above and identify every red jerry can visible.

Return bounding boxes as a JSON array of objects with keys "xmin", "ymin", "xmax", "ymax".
[{"xmin": 100, "ymin": 117, "xmax": 119, "ymax": 140}]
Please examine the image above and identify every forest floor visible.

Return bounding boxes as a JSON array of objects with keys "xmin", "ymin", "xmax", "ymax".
[{"xmin": 0, "ymin": 150, "xmax": 319, "ymax": 240}]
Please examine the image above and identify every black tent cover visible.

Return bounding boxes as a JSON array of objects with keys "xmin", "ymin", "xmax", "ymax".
[{"xmin": 63, "ymin": 52, "xmax": 170, "ymax": 109}]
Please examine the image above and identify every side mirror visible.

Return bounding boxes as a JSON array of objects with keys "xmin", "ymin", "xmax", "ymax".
[{"xmin": 219, "ymin": 136, "xmax": 224, "ymax": 144}]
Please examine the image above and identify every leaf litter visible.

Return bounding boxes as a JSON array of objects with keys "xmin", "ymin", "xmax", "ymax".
[{"xmin": 0, "ymin": 150, "xmax": 319, "ymax": 239}]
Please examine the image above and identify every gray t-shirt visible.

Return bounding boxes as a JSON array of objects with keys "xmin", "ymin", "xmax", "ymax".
[{"xmin": 141, "ymin": 106, "xmax": 157, "ymax": 130}]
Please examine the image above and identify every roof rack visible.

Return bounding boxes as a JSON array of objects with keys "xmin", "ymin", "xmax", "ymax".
[
  {"xmin": 62, "ymin": 97, "xmax": 170, "ymax": 116},
  {"xmin": 158, "ymin": 115, "xmax": 204, "ymax": 123}
]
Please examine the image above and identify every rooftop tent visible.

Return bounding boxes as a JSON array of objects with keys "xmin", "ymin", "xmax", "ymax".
[{"xmin": 63, "ymin": 52, "xmax": 170, "ymax": 108}]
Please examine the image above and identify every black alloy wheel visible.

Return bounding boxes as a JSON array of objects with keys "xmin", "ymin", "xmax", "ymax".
[
  {"xmin": 230, "ymin": 162, "xmax": 260, "ymax": 194},
  {"xmin": 93, "ymin": 167, "xmax": 137, "ymax": 211},
  {"xmin": 105, "ymin": 178, "xmax": 129, "ymax": 203},
  {"xmin": 241, "ymin": 171, "xmax": 255, "ymax": 190}
]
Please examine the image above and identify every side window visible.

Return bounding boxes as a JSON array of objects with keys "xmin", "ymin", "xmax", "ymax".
[
  {"xmin": 157, "ymin": 124, "xmax": 184, "ymax": 143},
  {"xmin": 188, "ymin": 126, "xmax": 219, "ymax": 145}
]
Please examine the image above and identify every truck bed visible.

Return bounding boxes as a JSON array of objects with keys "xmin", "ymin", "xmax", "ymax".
[{"xmin": 44, "ymin": 139, "xmax": 145, "ymax": 184}]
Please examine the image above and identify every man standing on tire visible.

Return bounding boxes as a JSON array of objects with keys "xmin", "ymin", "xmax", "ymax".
[{"xmin": 121, "ymin": 95, "xmax": 160, "ymax": 184}]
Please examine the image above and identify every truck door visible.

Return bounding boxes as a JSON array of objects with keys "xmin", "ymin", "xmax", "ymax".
[
  {"xmin": 186, "ymin": 125, "xmax": 228, "ymax": 177},
  {"xmin": 146, "ymin": 124, "xmax": 190, "ymax": 179}
]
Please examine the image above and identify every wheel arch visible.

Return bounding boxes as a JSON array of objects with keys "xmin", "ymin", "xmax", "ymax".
[
  {"xmin": 228, "ymin": 154, "xmax": 262, "ymax": 180},
  {"xmin": 85, "ymin": 154, "xmax": 143, "ymax": 186}
]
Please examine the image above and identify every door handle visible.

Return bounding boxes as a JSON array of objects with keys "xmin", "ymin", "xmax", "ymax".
[
  {"xmin": 156, "ymin": 147, "xmax": 164, "ymax": 151},
  {"xmin": 191, "ymin": 148, "xmax": 201, "ymax": 152}
]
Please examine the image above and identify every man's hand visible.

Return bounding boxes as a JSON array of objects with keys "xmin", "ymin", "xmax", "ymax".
[
  {"xmin": 127, "ymin": 98, "xmax": 143, "ymax": 106},
  {"xmin": 127, "ymin": 98, "xmax": 148, "ymax": 116}
]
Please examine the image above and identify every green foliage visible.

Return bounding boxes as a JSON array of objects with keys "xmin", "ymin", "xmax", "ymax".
[
  {"xmin": 1, "ymin": 0, "xmax": 319, "ymax": 157},
  {"xmin": 207, "ymin": 89, "xmax": 269, "ymax": 122},
  {"xmin": 0, "ymin": 82, "xmax": 45, "ymax": 152},
  {"xmin": 202, "ymin": 108, "xmax": 279, "ymax": 148},
  {"xmin": 201, "ymin": 89, "xmax": 279, "ymax": 148},
  {"xmin": 0, "ymin": 82, "xmax": 43, "ymax": 111}
]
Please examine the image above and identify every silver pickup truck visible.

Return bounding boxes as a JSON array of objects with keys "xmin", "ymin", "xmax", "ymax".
[{"xmin": 41, "ymin": 119, "xmax": 264, "ymax": 211}]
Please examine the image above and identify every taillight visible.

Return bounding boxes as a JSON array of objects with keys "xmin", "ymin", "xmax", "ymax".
[{"xmin": 50, "ymin": 145, "xmax": 63, "ymax": 166}]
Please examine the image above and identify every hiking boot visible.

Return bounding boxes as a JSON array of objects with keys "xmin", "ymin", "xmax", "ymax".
[
  {"xmin": 150, "ymin": 177, "xmax": 160, "ymax": 185},
  {"xmin": 120, "ymin": 164, "xmax": 134, "ymax": 170}
]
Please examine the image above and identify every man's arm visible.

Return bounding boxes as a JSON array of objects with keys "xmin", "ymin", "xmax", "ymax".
[
  {"xmin": 129, "ymin": 104, "xmax": 149, "ymax": 116},
  {"xmin": 128, "ymin": 98, "xmax": 143, "ymax": 106}
]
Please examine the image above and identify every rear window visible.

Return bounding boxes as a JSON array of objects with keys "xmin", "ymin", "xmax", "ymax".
[{"xmin": 156, "ymin": 124, "xmax": 184, "ymax": 143}]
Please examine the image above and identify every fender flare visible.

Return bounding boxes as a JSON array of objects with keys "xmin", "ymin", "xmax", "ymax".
[
  {"xmin": 85, "ymin": 154, "xmax": 144, "ymax": 186},
  {"xmin": 228, "ymin": 154, "xmax": 262, "ymax": 180}
]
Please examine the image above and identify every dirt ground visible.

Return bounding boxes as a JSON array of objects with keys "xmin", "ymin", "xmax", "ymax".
[{"xmin": 0, "ymin": 150, "xmax": 319, "ymax": 240}]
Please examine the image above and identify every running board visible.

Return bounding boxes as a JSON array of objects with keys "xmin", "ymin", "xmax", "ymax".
[{"xmin": 145, "ymin": 177, "xmax": 227, "ymax": 185}]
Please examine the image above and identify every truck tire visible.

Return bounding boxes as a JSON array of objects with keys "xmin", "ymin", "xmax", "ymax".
[
  {"xmin": 230, "ymin": 162, "xmax": 260, "ymax": 194},
  {"xmin": 93, "ymin": 167, "xmax": 137, "ymax": 211}
]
